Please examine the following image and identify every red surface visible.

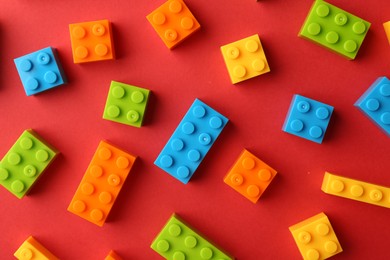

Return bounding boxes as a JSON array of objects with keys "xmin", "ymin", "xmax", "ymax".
[{"xmin": 0, "ymin": 0, "xmax": 389, "ymax": 259}]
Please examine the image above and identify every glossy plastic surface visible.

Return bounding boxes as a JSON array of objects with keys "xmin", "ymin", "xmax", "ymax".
[
  {"xmin": 69, "ymin": 19, "xmax": 115, "ymax": 63},
  {"xmin": 220, "ymin": 34, "xmax": 270, "ymax": 84},
  {"xmin": 283, "ymin": 95, "xmax": 334, "ymax": 144},
  {"xmin": 354, "ymin": 76, "xmax": 390, "ymax": 136},
  {"xmin": 14, "ymin": 47, "xmax": 67, "ymax": 96},
  {"xmin": 384, "ymin": 21, "xmax": 390, "ymax": 45},
  {"xmin": 151, "ymin": 213, "xmax": 234, "ymax": 259},
  {"xmin": 146, "ymin": 0, "xmax": 201, "ymax": 49},
  {"xmin": 299, "ymin": 0, "xmax": 370, "ymax": 60},
  {"xmin": 224, "ymin": 149, "xmax": 277, "ymax": 203},
  {"xmin": 0, "ymin": 130, "xmax": 58, "ymax": 199},
  {"xmin": 322, "ymin": 172, "xmax": 390, "ymax": 208},
  {"xmin": 103, "ymin": 81, "xmax": 150, "ymax": 128},
  {"xmin": 104, "ymin": 250, "xmax": 123, "ymax": 260},
  {"xmin": 289, "ymin": 212, "xmax": 342, "ymax": 260},
  {"xmin": 154, "ymin": 99, "xmax": 228, "ymax": 184},
  {"xmin": 14, "ymin": 236, "xmax": 59, "ymax": 260},
  {"xmin": 67, "ymin": 141, "xmax": 136, "ymax": 226}
]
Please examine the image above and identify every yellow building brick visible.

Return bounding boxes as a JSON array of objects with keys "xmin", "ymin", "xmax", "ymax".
[
  {"xmin": 14, "ymin": 236, "xmax": 59, "ymax": 260},
  {"xmin": 289, "ymin": 212, "xmax": 342, "ymax": 260},
  {"xmin": 220, "ymin": 34, "xmax": 270, "ymax": 84},
  {"xmin": 322, "ymin": 172, "xmax": 390, "ymax": 208}
]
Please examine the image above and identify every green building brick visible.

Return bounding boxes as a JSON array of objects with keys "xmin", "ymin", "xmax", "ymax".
[
  {"xmin": 103, "ymin": 81, "xmax": 150, "ymax": 127},
  {"xmin": 299, "ymin": 0, "xmax": 370, "ymax": 60},
  {"xmin": 0, "ymin": 130, "xmax": 58, "ymax": 199},
  {"xmin": 151, "ymin": 214, "xmax": 234, "ymax": 260}
]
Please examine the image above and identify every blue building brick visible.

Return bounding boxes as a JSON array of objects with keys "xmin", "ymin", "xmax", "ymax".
[
  {"xmin": 355, "ymin": 77, "xmax": 390, "ymax": 136},
  {"xmin": 14, "ymin": 47, "xmax": 67, "ymax": 96},
  {"xmin": 155, "ymin": 99, "xmax": 228, "ymax": 184},
  {"xmin": 283, "ymin": 95, "xmax": 334, "ymax": 144}
]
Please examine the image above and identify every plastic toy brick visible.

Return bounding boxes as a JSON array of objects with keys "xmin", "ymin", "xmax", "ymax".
[
  {"xmin": 384, "ymin": 21, "xmax": 390, "ymax": 45},
  {"xmin": 289, "ymin": 212, "xmax": 342, "ymax": 260},
  {"xmin": 14, "ymin": 236, "xmax": 59, "ymax": 260},
  {"xmin": 0, "ymin": 130, "xmax": 58, "ymax": 199},
  {"xmin": 105, "ymin": 250, "xmax": 122, "ymax": 260},
  {"xmin": 69, "ymin": 19, "xmax": 115, "ymax": 63},
  {"xmin": 220, "ymin": 34, "xmax": 270, "ymax": 84},
  {"xmin": 354, "ymin": 77, "xmax": 390, "ymax": 136},
  {"xmin": 151, "ymin": 214, "xmax": 234, "ymax": 260},
  {"xmin": 67, "ymin": 141, "xmax": 136, "ymax": 226},
  {"xmin": 103, "ymin": 81, "xmax": 150, "ymax": 127},
  {"xmin": 322, "ymin": 172, "xmax": 390, "ymax": 208},
  {"xmin": 146, "ymin": 0, "xmax": 201, "ymax": 49},
  {"xmin": 223, "ymin": 149, "xmax": 277, "ymax": 203},
  {"xmin": 14, "ymin": 47, "xmax": 67, "ymax": 96},
  {"xmin": 282, "ymin": 94, "xmax": 334, "ymax": 144},
  {"xmin": 154, "ymin": 99, "xmax": 228, "ymax": 184},
  {"xmin": 299, "ymin": 0, "xmax": 370, "ymax": 60}
]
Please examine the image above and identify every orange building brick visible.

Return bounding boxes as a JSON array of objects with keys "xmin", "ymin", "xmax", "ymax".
[
  {"xmin": 105, "ymin": 250, "xmax": 122, "ymax": 260},
  {"xmin": 68, "ymin": 141, "xmax": 136, "ymax": 226},
  {"xmin": 146, "ymin": 0, "xmax": 201, "ymax": 49},
  {"xmin": 383, "ymin": 21, "xmax": 390, "ymax": 45},
  {"xmin": 69, "ymin": 19, "xmax": 115, "ymax": 63},
  {"xmin": 14, "ymin": 236, "xmax": 59, "ymax": 260},
  {"xmin": 224, "ymin": 149, "xmax": 277, "ymax": 203}
]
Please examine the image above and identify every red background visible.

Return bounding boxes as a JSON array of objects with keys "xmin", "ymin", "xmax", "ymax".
[{"xmin": 0, "ymin": 0, "xmax": 389, "ymax": 259}]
